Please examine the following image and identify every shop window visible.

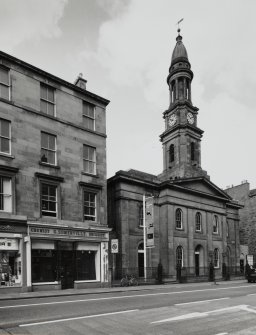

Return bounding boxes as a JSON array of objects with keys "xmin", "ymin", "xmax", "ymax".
[
  {"xmin": 40, "ymin": 83, "xmax": 55, "ymax": 116},
  {"xmin": 31, "ymin": 249, "xmax": 57, "ymax": 282},
  {"xmin": 0, "ymin": 67, "xmax": 10, "ymax": 100},
  {"xmin": 0, "ymin": 246, "xmax": 21, "ymax": 287},
  {"xmin": 213, "ymin": 248, "xmax": 219, "ymax": 268},
  {"xmin": 84, "ymin": 191, "xmax": 96, "ymax": 221},
  {"xmin": 0, "ymin": 118, "xmax": 11, "ymax": 155},
  {"xmin": 76, "ymin": 250, "xmax": 96, "ymax": 280},
  {"xmin": 195, "ymin": 212, "xmax": 202, "ymax": 232},
  {"xmin": 0, "ymin": 176, "xmax": 12, "ymax": 212},
  {"xmin": 83, "ymin": 102, "xmax": 95, "ymax": 131},
  {"xmin": 83, "ymin": 145, "xmax": 96, "ymax": 175},
  {"xmin": 41, "ymin": 132, "xmax": 56, "ymax": 165},
  {"xmin": 41, "ymin": 183, "xmax": 57, "ymax": 217},
  {"xmin": 175, "ymin": 208, "xmax": 183, "ymax": 229}
]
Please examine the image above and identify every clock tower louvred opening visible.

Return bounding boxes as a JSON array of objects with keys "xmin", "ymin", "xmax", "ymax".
[{"xmin": 159, "ymin": 27, "xmax": 209, "ymax": 180}]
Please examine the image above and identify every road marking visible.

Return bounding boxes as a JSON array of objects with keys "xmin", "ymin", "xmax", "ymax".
[
  {"xmin": 19, "ymin": 309, "xmax": 138, "ymax": 327},
  {"xmin": 214, "ymin": 333, "xmax": 228, "ymax": 335},
  {"xmin": 0, "ymin": 285, "xmax": 252, "ymax": 309},
  {"xmin": 151, "ymin": 305, "xmax": 252, "ymax": 324},
  {"xmin": 175, "ymin": 297, "xmax": 229, "ymax": 306},
  {"xmin": 247, "ymin": 293, "xmax": 256, "ymax": 296},
  {"xmin": 151, "ymin": 312, "xmax": 207, "ymax": 323}
]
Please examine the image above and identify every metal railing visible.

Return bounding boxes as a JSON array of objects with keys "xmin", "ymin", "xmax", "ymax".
[{"xmin": 109, "ymin": 265, "xmax": 245, "ymax": 286}]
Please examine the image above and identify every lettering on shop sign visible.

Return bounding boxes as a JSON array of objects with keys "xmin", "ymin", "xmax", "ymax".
[
  {"xmin": 29, "ymin": 227, "xmax": 107, "ymax": 239},
  {"xmin": 0, "ymin": 225, "xmax": 14, "ymax": 232}
]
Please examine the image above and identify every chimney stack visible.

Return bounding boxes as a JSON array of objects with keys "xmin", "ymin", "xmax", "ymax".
[{"xmin": 74, "ymin": 73, "xmax": 87, "ymax": 90}]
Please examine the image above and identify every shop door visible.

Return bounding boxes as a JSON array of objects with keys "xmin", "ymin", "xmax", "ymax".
[
  {"xmin": 58, "ymin": 242, "xmax": 75, "ymax": 289},
  {"xmin": 60, "ymin": 250, "xmax": 75, "ymax": 289}
]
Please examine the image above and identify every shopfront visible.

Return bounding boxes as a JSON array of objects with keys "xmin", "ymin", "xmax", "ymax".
[
  {"xmin": 0, "ymin": 220, "xmax": 27, "ymax": 292},
  {"xmin": 27, "ymin": 224, "xmax": 110, "ymax": 291}
]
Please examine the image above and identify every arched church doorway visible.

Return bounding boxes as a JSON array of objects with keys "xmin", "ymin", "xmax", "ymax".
[
  {"xmin": 195, "ymin": 245, "xmax": 203, "ymax": 276},
  {"xmin": 138, "ymin": 242, "xmax": 144, "ymax": 277}
]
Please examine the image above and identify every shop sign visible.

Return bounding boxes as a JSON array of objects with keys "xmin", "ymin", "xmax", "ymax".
[
  {"xmin": 29, "ymin": 226, "xmax": 108, "ymax": 241},
  {"xmin": 0, "ymin": 238, "xmax": 18, "ymax": 250}
]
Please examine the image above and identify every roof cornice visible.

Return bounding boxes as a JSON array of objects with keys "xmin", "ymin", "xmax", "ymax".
[{"xmin": 0, "ymin": 50, "xmax": 110, "ymax": 106}]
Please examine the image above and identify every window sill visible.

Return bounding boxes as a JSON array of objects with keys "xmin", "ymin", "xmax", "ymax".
[
  {"xmin": 74, "ymin": 280, "xmax": 99, "ymax": 283},
  {"xmin": 39, "ymin": 162, "xmax": 60, "ymax": 169},
  {"xmin": 32, "ymin": 281, "xmax": 59, "ymax": 285},
  {"xmin": 0, "ymin": 153, "xmax": 14, "ymax": 159},
  {"xmin": 0, "ymin": 97, "xmax": 12, "ymax": 104},
  {"xmin": 81, "ymin": 171, "xmax": 99, "ymax": 178}
]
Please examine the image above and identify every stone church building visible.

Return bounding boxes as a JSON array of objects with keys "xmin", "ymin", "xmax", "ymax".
[{"xmin": 107, "ymin": 31, "xmax": 242, "ymax": 281}]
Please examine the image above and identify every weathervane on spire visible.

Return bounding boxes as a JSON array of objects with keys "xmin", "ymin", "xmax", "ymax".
[{"xmin": 176, "ymin": 18, "xmax": 184, "ymax": 34}]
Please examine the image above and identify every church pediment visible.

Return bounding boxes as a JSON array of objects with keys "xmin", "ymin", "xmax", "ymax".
[{"xmin": 161, "ymin": 177, "xmax": 231, "ymax": 201}]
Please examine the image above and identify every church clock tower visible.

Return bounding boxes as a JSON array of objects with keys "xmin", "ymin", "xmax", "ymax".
[{"xmin": 160, "ymin": 29, "xmax": 208, "ymax": 180}]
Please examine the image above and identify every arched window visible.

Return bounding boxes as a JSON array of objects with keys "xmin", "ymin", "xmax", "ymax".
[
  {"xmin": 169, "ymin": 144, "xmax": 175, "ymax": 163},
  {"xmin": 195, "ymin": 212, "xmax": 202, "ymax": 232},
  {"xmin": 191, "ymin": 142, "xmax": 195, "ymax": 161},
  {"xmin": 175, "ymin": 208, "xmax": 182, "ymax": 229},
  {"xmin": 213, "ymin": 215, "xmax": 219, "ymax": 234},
  {"xmin": 176, "ymin": 246, "xmax": 183, "ymax": 267},
  {"xmin": 213, "ymin": 248, "xmax": 219, "ymax": 268}
]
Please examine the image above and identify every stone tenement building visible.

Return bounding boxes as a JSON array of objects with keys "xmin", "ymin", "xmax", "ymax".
[
  {"xmin": 226, "ymin": 181, "xmax": 256, "ymax": 267},
  {"xmin": 108, "ymin": 31, "xmax": 242, "ymax": 281},
  {"xmin": 0, "ymin": 51, "xmax": 110, "ymax": 292}
]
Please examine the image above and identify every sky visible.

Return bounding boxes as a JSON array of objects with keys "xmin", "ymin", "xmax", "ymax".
[{"xmin": 1, "ymin": 0, "xmax": 256, "ymax": 190}]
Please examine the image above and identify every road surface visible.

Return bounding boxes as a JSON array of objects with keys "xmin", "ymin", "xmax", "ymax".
[{"xmin": 1, "ymin": 281, "xmax": 256, "ymax": 334}]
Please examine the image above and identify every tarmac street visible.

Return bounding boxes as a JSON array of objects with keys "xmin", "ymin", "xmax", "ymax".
[{"xmin": 1, "ymin": 280, "xmax": 256, "ymax": 334}]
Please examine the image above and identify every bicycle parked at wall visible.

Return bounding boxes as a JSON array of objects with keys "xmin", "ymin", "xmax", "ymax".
[{"xmin": 120, "ymin": 274, "xmax": 139, "ymax": 287}]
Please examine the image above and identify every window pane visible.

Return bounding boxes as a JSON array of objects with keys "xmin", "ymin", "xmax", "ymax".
[
  {"xmin": 40, "ymin": 85, "xmax": 47, "ymax": 100},
  {"xmin": 47, "ymin": 88, "xmax": 54, "ymax": 102},
  {"xmin": 48, "ymin": 135, "xmax": 55, "ymax": 150},
  {"xmin": 49, "ymin": 185, "xmax": 56, "ymax": 197},
  {"xmin": 83, "ymin": 116, "xmax": 94, "ymax": 130},
  {"xmin": 88, "ymin": 147, "xmax": 94, "ymax": 161},
  {"xmin": 1, "ymin": 119, "xmax": 10, "ymax": 137},
  {"xmin": 48, "ymin": 201, "xmax": 56, "ymax": 212},
  {"xmin": 0, "ymin": 138, "xmax": 10, "ymax": 153},
  {"xmin": 47, "ymin": 103, "xmax": 54, "ymax": 116},
  {"xmin": 40, "ymin": 100, "xmax": 47, "ymax": 113},
  {"xmin": 0, "ymin": 177, "xmax": 12, "ymax": 212},
  {"xmin": 0, "ymin": 85, "xmax": 9, "ymax": 100},
  {"xmin": 46, "ymin": 151, "xmax": 54, "ymax": 164},
  {"xmin": 83, "ymin": 146, "xmax": 88, "ymax": 159},
  {"xmin": 0, "ymin": 68, "xmax": 9, "ymax": 84},
  {"xmin": 83, "ymin": 160, "xmax": 89, "ymax": 172},
  {"xmin": 41, "ymin": 133, "xmax": 48, "ymax": 148}
]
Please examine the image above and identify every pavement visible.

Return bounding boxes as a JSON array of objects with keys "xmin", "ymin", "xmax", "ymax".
[{"xmin": 0, "ymin": 278, "xmax": 246, "ymax": 301}]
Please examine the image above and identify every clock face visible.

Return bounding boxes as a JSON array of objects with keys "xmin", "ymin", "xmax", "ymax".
[
  {"xmin": 168, "ymin": 114, "xmax": 177, "ymax": 127},
  {"xmin": 187, "ymin": 112, "xmax": 194, "ymax": 124}
]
